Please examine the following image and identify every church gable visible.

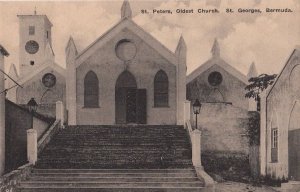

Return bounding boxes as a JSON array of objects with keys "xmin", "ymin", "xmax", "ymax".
[
  {"xmin": 187, "ymin": 57, "xmax": 248, "ymax": 85},
  {"xmin": 16, "ymin": 66, "xmax": 66, "ymax": 105},
  {"xmin": 267, "ymin": 48, "xmax": 300, "ymax": 99},
  {"xmin": 75, "ymin": 19, "xmax": 177, "ymax": 68},
  {"xmin": 78, "ymin": 27, "xmax": 176, "ymax": 71},
  {"xmin": 187, "ymin": 64, "xmax": 248, "ymax": 109},
  {"xmin": 187, "ymin": 39, "xmax": 248, "ymax": 85}
]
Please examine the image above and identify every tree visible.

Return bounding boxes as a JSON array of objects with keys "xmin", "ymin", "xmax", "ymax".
[{"xmin": 245, "ymin": 74, "xmax": 277, "ymax": 111}]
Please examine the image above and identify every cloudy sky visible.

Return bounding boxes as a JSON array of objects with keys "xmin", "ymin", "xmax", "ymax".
[{"xmin": 0, "ymin": 0, "xmax": 299, "ymax": 76}]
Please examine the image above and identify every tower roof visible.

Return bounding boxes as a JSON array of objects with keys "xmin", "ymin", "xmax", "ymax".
[
  {"xmin": 175, "ymin": 35, "xmax": 187, "ymax": 55},
  {"xmin": 247, "ymin": 62, "xmax": 258, "ymax": 79},
  {"xmin": 17, "ymin": 14, "xmax": 53, "ymax": 27},
  {"xmin": 121, "ymin": 0, "xmax": 132, "ymax": 19},
  {"xmin": 211, "ymin": 38, "xmax": 220, "ymax": 57}
]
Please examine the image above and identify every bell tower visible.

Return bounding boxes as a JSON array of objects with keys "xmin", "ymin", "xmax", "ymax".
[{"xmin": 18, "ymin": 11, "xmax": 54, "ymax": 77}]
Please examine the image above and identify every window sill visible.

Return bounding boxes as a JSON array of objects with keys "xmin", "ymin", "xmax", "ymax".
[
  {"xmin": 269, "ymin": 161, "xmax": 279, "ymax": 163},
  {"xmin": 153, "ymin": 105, "xmax": 170, "ymax": 108},
  {"xmin": 82, "ymin": 106, "xmax": 100, "ymax": 109}
]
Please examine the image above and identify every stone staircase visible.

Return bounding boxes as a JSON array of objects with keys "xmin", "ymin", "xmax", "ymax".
[{"xmin": 17, "ymin": 125, "xmax": 206, "ymax": 191}]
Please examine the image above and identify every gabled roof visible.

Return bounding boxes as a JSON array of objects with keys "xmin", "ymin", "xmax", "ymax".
[
  {"xmin": 75, "ymin": 18, "xmax": 178, "ymax": 67},
  {"xmin": 187, "ymin": 57, "xmax": 248, "ymax": 84},
  {"xmin": 266, "ymin": 46, "xmax": 300, "ymax": 98},
  {"xmin": 17, "ymin": 61, "xmax": 65, "ymax": 85}
]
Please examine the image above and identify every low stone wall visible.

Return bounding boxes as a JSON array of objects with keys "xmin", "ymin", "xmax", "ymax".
[
  {"xmin": 0, "ymin": 163, "xmax": 33, "ymax": 192},
  {"xmin": 190, "ymin": 103, "xmax": 250, "ymax": 154}
]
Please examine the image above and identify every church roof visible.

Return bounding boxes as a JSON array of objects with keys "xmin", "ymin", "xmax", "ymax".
[
  {"xmin": 17, "ymin": 61, "xmax": 65, "ymax": 85},
  {"xmin": 17, "ymin": 14, "xmax": 53, "ymax": 27},
  {"xmin": 266, "ymin": 46, "xmax": 300, "ymax": 98},
  {"xmin": 75, "ymin": 17, "xmax": 178, "ymax": 67},
  {"xmin": 187, "ymin": 40, "xmax": 248, "ymax": 84}
]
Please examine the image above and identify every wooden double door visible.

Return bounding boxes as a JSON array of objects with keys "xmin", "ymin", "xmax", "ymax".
[{"xmin": 115, "ymin": 88, "xmax": 147, "ymax": 124}]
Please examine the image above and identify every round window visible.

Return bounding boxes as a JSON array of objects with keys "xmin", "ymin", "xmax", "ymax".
[
  {"xmin": 115, "ymin": 39, "xmax": 137, "ymax": 61},
  {"xmin": 208, "ymin": 71, "xmax": 223, "ymax": 86},
  {"xmin": 25, "ymin": 40, "xmax": 39, "ymax": 54},
  {"xmin": 42, "ymin": 73, "xmax": 56, "ymax": 88}
]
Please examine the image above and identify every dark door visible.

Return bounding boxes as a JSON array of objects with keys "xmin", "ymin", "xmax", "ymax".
[
  {"xmin": 289, "ymin": 129, "xmax": 300, "ymax": 181},
  {"xmin": 136, "ymin": 89, "xmax": 147, "ymax": 124},
  {"xmin": 126, "ymin": 88, "xmax": 137, "ymax": 123},
  {"xmin": 115, "ymin": 88, "xmax": 127, "ymax": 124}
]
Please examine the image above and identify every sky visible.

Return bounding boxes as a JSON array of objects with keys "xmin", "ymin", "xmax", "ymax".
[{"xmin": 0, "ymin": 0, "xmax": 300, "ymax": 76}]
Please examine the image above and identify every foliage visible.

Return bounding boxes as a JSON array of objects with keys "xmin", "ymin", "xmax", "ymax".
[
  {"xmin": 202, "ymin": 151, "xmax": 251, "ymax": 183},
  {"xmin": 245, "ymin": 74, "xmax": 277, "ymax": 100},
  {"xmin": 246, "ymin": 112, "xmax": 260, "ymax": 146}
]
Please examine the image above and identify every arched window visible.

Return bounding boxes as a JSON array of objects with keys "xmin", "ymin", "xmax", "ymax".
[
  {"xmin": 154, "ymin": 70, "xmax": 169, "ymax": 107},
  {"xmin": 84, "ymin": 71, "xmax": 99, "ymax": 107}
]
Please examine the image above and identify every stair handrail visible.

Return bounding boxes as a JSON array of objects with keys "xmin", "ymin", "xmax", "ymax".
[
  {"xmin": 186, "ymin": 120, "xmax": 194, "ymax": 145},
  {"xmin": 37, "ymin": 119, "xmax": 61, "ymax": 154}
]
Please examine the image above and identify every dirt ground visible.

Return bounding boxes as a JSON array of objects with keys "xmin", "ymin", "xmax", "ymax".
[{"xmin": 215, "ymin": 181, "xmax": 278, "ymax": 192}]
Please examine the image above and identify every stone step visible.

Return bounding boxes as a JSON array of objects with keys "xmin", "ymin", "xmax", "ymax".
[
  {"xmin": 40, "ymin": 149, "xmax": 190, "ymax": 155},
  {"xmin": 32, "ymin": 168, "xmax": 195, "ymax": 173},
  {"xmin": 19, "ymin": 181, "xmax": 203, "ymax": 188},
  {"xmin": 18, "ymin": 187, "xmax": 205, "ymax": 192},
  {"xmin": 30, "ymin": 174, "xmax": 197, "ymax": 179},
  {"xmin": 35, "ymin": 162, "xmax": 193, "ymax": 169},
  {"xmin": 42, "ymin": 146, "xmax": 190, "ymax": 151},
  {"xmin": 31, "ymin": 169, "xmax": 197, "ymax": 178},
  {"xmin": 28, "ymin": 176, "xmax": 199, "ymax": 182}
]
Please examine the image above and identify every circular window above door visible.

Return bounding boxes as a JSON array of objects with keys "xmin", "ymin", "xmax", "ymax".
[
  {"xmin": 208, "ymin": 71, "xmax": 223, "ymax": 86},
  {"xmin": 115, "ymin": 39, "xmax": 137, "ymax": 61},
  {"xmin": 42, "ymin": 73, "xmax": 56, "ymax": 88}
]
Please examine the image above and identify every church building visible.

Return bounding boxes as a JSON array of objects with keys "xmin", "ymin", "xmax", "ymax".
[
  {"xmin": 65, "ymin": 1, "xmax": 186, "ymax": 125},
  {"xmin": 186, "ymin": 39, "xmax": 256, "ymax": 154},
  {"xmin": 260, "ymin": 46, "xmax": 300, "ymax": 181},
  {"xmin": 5, "ymin": 12, "xmax": 66, "ymax": 117}
]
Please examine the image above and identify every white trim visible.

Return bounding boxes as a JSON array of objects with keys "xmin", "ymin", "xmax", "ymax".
[{"xmin": 187, "ymin": 57, "xmax": 248, "ymax": 84}]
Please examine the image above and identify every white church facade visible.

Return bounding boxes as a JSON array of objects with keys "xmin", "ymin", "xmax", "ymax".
[{"xmin": 7, "ymin": 1, "xmax": 186, "ymax": 126}]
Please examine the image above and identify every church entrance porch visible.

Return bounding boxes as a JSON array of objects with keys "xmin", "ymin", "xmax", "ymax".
[{"xmin": 115, "ymin": 71, "xmax": 147, "ymax": 124}]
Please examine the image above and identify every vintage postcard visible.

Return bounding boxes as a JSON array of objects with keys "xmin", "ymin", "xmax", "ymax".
[{"xmin": 0, "ymin": 0, "xmax": 299, "ymax": 192}]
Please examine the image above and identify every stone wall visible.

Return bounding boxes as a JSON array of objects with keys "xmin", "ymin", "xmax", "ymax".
[
  {"xmin": 190, "ymin": 103, "xmax": 250, "ymax": 154},
  {"xmin": 5, "ymin": 100, "xmax": 52, "ymax": 173},
  {"xmin": 76, "ymin": 28, "xmax": 177, "ymax": 125}
]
